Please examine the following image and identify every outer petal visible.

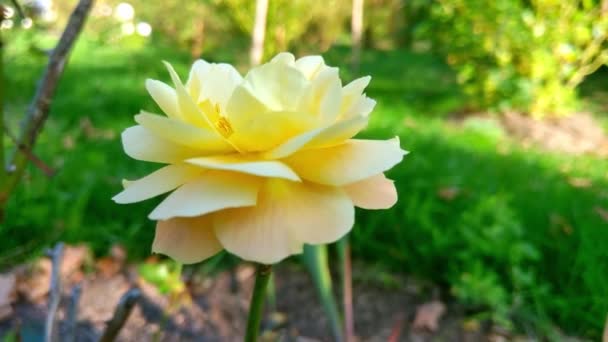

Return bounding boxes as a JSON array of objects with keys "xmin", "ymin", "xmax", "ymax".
[
  {"xmin": 340, "ymin": 76, "xmax": 371, "ymax": 115},
  {"xmin": 189, "ymin": 62, "xmax": 243, "ymax": 109},
  {"xmin": 186, "ymin": 156, "xmax": 301, "ymax": 181},
  {"xmin": 148, "ymin": 171, "xmax": 260, "ymax": 220},
  {"xmin": 121, "ymin": 125, "xmax": 201, "ymax": 163},
  {"xmin": 186, "ymin": 59, "xmax": 210, "ymax": 98},
  {"xmin": 153, "ymin": 216, "xmax": 222, "ymax": 264},
  {"xmin": 214, "ymin": 180, "xmax": 354, "ymax": 264},
  {"xmin": 135, "ymin": 112, "xmax": 232, "ymax": 153},
  {"xmin": 284, "ymin": 138, "xmax": 407, "ymax": 186},
  {"xmin": 270, "ymin": 52, "xmax": 296, "ymax": 66},
  {"xmin": 145, "ymin": 79, "xmax": 180, "ymax": 119},
  {"xmin": 264, "ymin": 114, "xmax": 368, "ymax": 159},
  {"xmin": 343, "ymin": 173, "xmax": 398, "ymax": 209},
  {"xmin": 343, "ymin": 96, "xmax": 376, "ymax": 118},
  {"xmin": 113, "ymin": 164, "xmax": 202, "ymax": 204},
  {"xmin": 163, "ymin": 61, "xmax": 210, "ymax": 128},
  {"xmin": 295, "ymin": 55, "xmax": 325, "ymax": 80},
  {"xmin": 242, "ymin": 61, "xmax": 308, "ymax": 112}
]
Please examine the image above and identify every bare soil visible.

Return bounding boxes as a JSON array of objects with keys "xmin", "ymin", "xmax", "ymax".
[{"xmin": 0, "ymin": 254, "xmax": 509, "ymax": 342}]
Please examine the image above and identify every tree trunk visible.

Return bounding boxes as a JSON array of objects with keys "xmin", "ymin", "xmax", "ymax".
[
  {"xmin": 351, "ymin": 0, "xmax": 364, "ymax": 73},
  {"xmin": 190, "ymin": 18, "xmax": 205, "ymax": 61},
  {"xmin": 250, "ymin": 0, "xmax": 269, "ymax": 66}
]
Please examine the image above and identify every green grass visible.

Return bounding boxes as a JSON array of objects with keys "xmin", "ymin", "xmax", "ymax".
[{"xmin": 3, "ymin": 32, "xmax": 608, "ymax": 338}]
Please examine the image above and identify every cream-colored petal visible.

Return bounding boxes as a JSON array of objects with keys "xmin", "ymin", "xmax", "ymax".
[
  {"xmin": 299, "ymin": 67, "xmax": 342, "ymax": 123},
  {"xmin": 285, "ymin": 138, "xmax": 407, "ymax": 186},
  {"xmin": 186, "ymin": 156, "xmax": 300, "ymax": 181},
  {"xmin": 163, "ymin": 61, "xmax": 210, "ymax": 128},
  {"xmin": 343, "ymin": 173, "xmax": 398, "ymax": 209},
  {"xmin": 319, "ymin": 74, "xmax": 342, "ymax": 123},
  {"xmin": 265, "ymin": 114, "xmax": 368, "ymax": 159},
  {"xmin": 153, "ymin": 216, "xmax": 222, "ymax": 264},
  {"xmin": 121, "ymin": 125, "xmax": 201, "ymax": 163},
  {"xmin": 134, "ymin": 112, "xmax": 232, "ymax": 153},
  {"xmin": 214, "ymin": 180, "xmax": 354, "ymax": 264},
  {"xmin": 186, "ymin": 59, "xmax": 210, "ymax": 100},
  {"xmin": 343, "ymin": 96, "xmax": 376, "ymax": 118},
  {"xmin": 242, "ymin": 61, "xmax": 308, "ymax": 112},
  {"xmin": 195, "ymin": 63, "xmax": 243, "ymax": 110},
  {"xmin": 148, "ymin": 171, "xmax": 260, "ymax": 220},
  {"xmin": 113, "ymin": 164, "xmax": 202, "ymax": 204},
  {"xmin": 226, "ymin": 83, "xmax": 318, "ymax": 151},
  {"xmin": 270, "ymin": 52, "xmax": 296, "ymax": 66},
  {"xmin": 145, "ymin": 79, "xmax": 180, "ymax": 119},
  {"xmin": 295, "ymin": 55, "xmax": 325, "ymax": 80}
]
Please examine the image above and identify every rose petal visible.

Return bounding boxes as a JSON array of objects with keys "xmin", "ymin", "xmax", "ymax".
[
  {"xmin": 148, "ymin": 171, "xmax": 260, "ymax": 220},
  {"xmin": 242, "ymin": 61, "xmax": 308, "ymax": 112},
  {"xmin": 295, "ymin": 55, "xmax": 325, "ymax": 80},
  {"xmin": 186, "ymin": 59, "xmax": 210, "ymax": 99},
  {"xmin": 163, "ymin": 61, "xmax": 210, "ymax": 128},
  {"xmin": 186, "ymin": 155, "xmax": 301, "ymax": 181},
  {"xmin": 270, "ymin": 52, "xmax": 296, "ymax": 66},
  {"xmin": 188, "ymin": 61, "xmax": 243, "ymax": 110},
  {"xmin": 121, "ymin": 125, "xmax": 201, "ymax": 163},
  {"xmin": 264, "ymin": 114, "xmax": 368, "ymax": 159},
  {"xmin": 113, "ymin": 164, "xmax": 202, "ymax": 204},
  {"xmin": 285, "ymin": 138, "xmax": 407, "ymax": 186},
  {"xmin": 344, "ymin": 173, "xmax": 398, "ymax": 209},
  {"xmin": 135, "ymin": 112, "xmax": 232, "ymax": 152},
  {"xmin": 343, "ymin": 96, "xmax": 376, "ymax": 118},
  {"xmin": 341, "ymin": 76, "xmax": 370, "ymax": 109},
  {"xmin": 145, "ymin": 79, "xmax": 180, "ymax": 119},
  {"xmin": 214, "ymin": 179, "xmax": 354, "ymax": 264},
  {"xmin": 153, "ymin": 216, "xmax": 222, "ymax": 264}
]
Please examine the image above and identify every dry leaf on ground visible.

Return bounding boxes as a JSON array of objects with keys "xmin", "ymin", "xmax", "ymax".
[
  {"xmin": 16, "ymin": 258, "xmax": 51, "ymax": 302},
  {"xmin": 0, "ymin": 273, "xmax": 16, "ymax": 321},
  {"xmin": 412, "ymin": 300, "xmax": 446, "ymax": 332}
]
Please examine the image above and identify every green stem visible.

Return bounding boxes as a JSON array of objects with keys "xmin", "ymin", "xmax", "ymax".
[
  {"xmin": 302, "ymin": 245, "xmax": 343, "ymax": 342},
  {"xmin": 245, "ymin": 263, "xmax": 272, "ymax": 342}
]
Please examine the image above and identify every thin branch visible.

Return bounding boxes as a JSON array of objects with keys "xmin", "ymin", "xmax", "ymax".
[
  {"xmin": 0, "ymin": 16, "xmax": 5, "ymax": 202},
  {"xmin": 341, "ymin": 241, "xmax": 354, "ymax": 342},
  {"xmin": 45, "ymin": 242, "xmax": 64, "ymax": 342},
  {"xmin": 3, "ymin": 120, "xmax": 54, "ymax": 176},
  {"xmin": 65, "ymin": 283, "xmax": 82, "ymax": 342},
  {"xmin": 9, "ymin": 0, "xmax": 26, "ymax": 20},
  {"xmin": 0, "ymin": 0, "xmax": 93, "ymax": 215},
  {"xmin": 98, "ymin": 289, "xmax": 141, "ymax": 342}
]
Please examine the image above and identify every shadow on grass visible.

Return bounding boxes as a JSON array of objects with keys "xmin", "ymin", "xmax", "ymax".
[{"xmin": 354, "ymin": 121, "xmax": 608, "ymax": 337}]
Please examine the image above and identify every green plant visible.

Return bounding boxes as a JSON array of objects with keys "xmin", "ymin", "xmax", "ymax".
[{"xmin": 426, "ymin": 0, "xmax": 608, "ymax": 117}]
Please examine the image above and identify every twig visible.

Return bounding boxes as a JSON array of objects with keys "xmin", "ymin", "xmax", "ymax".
[
  {"xmin": 3, "ymin": 120, "xmax": 54, "ymax": 176},
  {"xmin": 65, "ymin": 283, "xmax": 82, "ymax": 342},
  {"xmin": 603, "ymin": 314, "xmax": 608, "ymax": 342},
  {"xmin": 0, "ymin": 8, "xmax": 5, "ymax": 221},
  {"xmin": 45, "ymin": 242, "xmax": 64, "ymax": 342},
  {"xmin": 341, "ymin": 241, "xmax": 354, "ymax": 342},
  {"xmin": 98, "ymin": 288, "xmax": 141, "ymax": 342},
  {"xmin": 0, "ymin": 0, "xmax": 93, "ymax": 216},
  {"xmin": 9, "ymin": 0, "xmax": 25, "ymax": 20}
]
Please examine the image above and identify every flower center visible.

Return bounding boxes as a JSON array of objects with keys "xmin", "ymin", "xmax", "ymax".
[{"xmin": 216, "ymin": 117, "xmax": 234, "ymax": 138}]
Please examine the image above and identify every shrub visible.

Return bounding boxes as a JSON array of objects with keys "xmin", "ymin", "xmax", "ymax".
[{"xmin": 425, "ymin": 0, "xmax": 608, "ymax": 118}]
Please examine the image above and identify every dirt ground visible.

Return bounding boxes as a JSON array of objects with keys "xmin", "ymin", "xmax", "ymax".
[{"xmin": 0, "ymin": 245, "xmax": 513, "ymax": 342}]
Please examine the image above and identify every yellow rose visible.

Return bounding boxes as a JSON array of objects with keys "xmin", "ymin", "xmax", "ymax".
[{"xmin": 113, "ymin": 53, "xmax": 406, "ymax": 264}]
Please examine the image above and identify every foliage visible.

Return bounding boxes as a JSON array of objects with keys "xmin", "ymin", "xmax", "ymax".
[
  {"xmin": 425, "ymin": 0, "xmax": 608, "ymax": 117},
  {"xmin": 218, "ymin": 0, "xmax": 350, "ymax": 60}
]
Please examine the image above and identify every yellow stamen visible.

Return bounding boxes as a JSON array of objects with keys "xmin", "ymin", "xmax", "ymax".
[{"xmin": 216, "ymin": 117, "xmax": 234, "ymax": 138}]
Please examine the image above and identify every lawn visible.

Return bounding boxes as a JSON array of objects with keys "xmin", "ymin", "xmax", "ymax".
[{"xmin": 3, "ymin": 32, "xmax": 608, "ymax": 338}]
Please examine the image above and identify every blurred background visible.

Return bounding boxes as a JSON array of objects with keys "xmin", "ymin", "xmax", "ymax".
[{"xmin": 1, "ymin": 0, "xmax": 608, "ymax": 340}]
